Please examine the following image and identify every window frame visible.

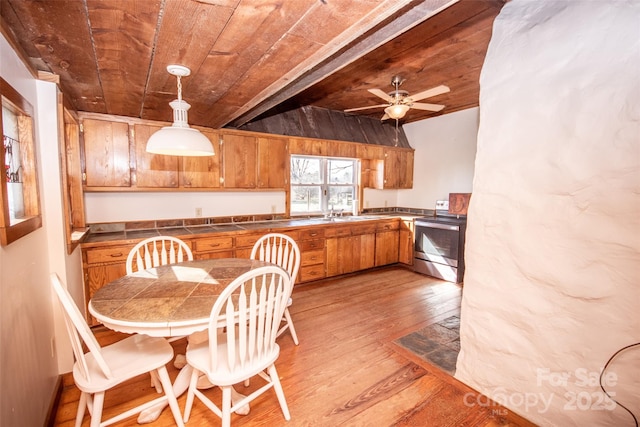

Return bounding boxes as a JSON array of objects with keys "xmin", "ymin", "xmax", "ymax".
[
  {"xmin": 0, "ymin": 77, "xmax": 42, "ymax": 246},
  {"xmin": 290, "ymin": 154, "xmax": 357, "ymax": 216}
]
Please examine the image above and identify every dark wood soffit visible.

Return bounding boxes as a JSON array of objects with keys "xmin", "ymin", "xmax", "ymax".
[
  {"xmin": 228, "ymin": 0, "xmax": 455, "ymax": 128},
  {"xmin": 236, "ymin": 106, "xmax": 410, "ymax": 149}
]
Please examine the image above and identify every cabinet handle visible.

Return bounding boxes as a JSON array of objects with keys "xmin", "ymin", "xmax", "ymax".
[
  {"xmin": 310, "ymin": 232, "xmax": 318, "ymax": 237},
  {"xmin": 209, "ymin": 243, "xmax": 221, "ymax": 247},
  {"xmin": 110, "ymin": 253, "xmax": 123, "ymax": 257}
]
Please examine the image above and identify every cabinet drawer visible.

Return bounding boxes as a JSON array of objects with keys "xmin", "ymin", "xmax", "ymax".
[
  {"xmin": 350, "ymin": 224, "xmax": 377, "ymax": 235},
  {"xmin": 85, "ymin": 246, "xmax": 133, "ymax": 264},
  {"xmin": 195, "ymin": 250, "xmax": 234, "ymax": 260},
  {"xmin": 299, "ymin": 238, "xmax": 325, "ymax": 251},
  {"xmin": 279, "ymin": 230, "xmax": 300, "ymax": 241},
  {"xmin": 375, "ymin": 220, "xmax": 399, "ymax": 232},
  {"xmin": 299, "ymin": 228, "xmax": 325, "ymax": 240},
  {"xmin": 235, "ymin": 234, "xmax": 262, "ymax": 249},
  {"xmin": 194, "ymin": 236, "xmax": 234, "ymax": 252},
  {"xmin": 324, "ymin": 226, "xmax": 352, "ymax": 238},
  {"xmin": 301, "ymin": 249, "xmax": 324, "ymax": 266},
  {"xmin": 300, "ymin": 264, "xmax": 325, "ymax": 282}
]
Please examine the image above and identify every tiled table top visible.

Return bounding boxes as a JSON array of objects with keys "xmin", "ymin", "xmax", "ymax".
[{"xmin": 89, "ymin": 258, "xmax": 274, "ymax": 337}]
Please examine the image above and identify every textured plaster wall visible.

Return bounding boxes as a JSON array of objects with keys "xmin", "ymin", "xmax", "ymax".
[{"xmin": 456, "ymin": 1, "xmax": 640, "ymax": 426}]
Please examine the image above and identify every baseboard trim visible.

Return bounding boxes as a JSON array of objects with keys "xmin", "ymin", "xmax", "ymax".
[{"xmin": 45, "ymin": 375, "xmax": 63, "ymax": 427}]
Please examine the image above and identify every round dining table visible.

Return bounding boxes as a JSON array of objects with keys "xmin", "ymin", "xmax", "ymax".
[{"xmin": 89, "ymin": 257, "xmax": 276, "ymax": 338}]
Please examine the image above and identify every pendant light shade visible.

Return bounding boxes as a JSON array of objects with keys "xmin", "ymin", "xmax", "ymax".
[
  {"xmin": 146, "ymin": 65, "xmax": 214, "ymax": 156},
  {"xmin": 384, "ymin": 103, "xmax": 410, "ymax": 120}
]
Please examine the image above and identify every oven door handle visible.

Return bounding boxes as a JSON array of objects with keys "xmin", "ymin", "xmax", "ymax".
[{"xmin": 415, "ymin": 221, "xmax": 460, "ymax": 231}]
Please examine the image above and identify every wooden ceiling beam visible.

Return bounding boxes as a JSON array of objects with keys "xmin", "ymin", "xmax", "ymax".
[{"xmin": 227, "ymin": 0, "xmax": 457, "ymax": 128}]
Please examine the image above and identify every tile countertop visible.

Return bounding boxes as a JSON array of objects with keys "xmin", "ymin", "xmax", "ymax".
[{"xmin": 81, "ymin": 213, "xmax": 424, "ymax": 246}]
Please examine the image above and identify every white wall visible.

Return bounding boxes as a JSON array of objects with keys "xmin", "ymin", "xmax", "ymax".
[
  {"xmin": 85, "ymin": 191, "xmax": 286, "ymax": 222},
  {"xmin": 456, "ymin": 1, "xmax": 640, "ymax": 426},
  {"xmin": 399, "ymin": 107, "xmax": 479, "ymax": 209},
  {"xmin": 0, "ymin": 33, "xmax": 79, "ymax": 426}
]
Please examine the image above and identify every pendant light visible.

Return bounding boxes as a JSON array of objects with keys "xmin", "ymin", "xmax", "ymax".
[{"xmin": 146, "ymin": 65, "xmax": 214, "ymax": 156}]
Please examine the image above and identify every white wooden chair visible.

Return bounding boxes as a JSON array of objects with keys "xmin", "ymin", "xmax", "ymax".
[
  {"xmin": 50, "ymin": 273, "xmax": 184, "ymax": 427},
  {"xmin": 250, "ymin": 233, "xmax": 301, "ymax": 345},
  {"xmin": 182, "ymin": 266, "xmax": 292, "ymax": 426},
  {"xmin": 126, "ymin": 235, "xmax": 193, "ymax": 274}
]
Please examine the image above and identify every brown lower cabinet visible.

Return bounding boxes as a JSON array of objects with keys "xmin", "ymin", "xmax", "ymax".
[
  {"xmin": 81, "ymin": 218, "xmax": 411, "ymax": 325},
  {"xmin": 326, "ymin": 223, "xmax": 377, "ymax": 276}
]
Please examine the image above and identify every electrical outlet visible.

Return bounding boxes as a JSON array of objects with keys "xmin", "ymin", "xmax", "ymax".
[
  {"xmin": 50, "ymin": 337, "xmax": 55, "ymax": 358},
  {"xmin": 271, "ymin": 205, "xmax": 276, "ymax": 213},
  {"xmin": 384, "ymin": 200, "xmax": 388, "ymax": 207},
  {"xmin": 195, "ymin": 207, "xmax": 202, "ymax": 217}
]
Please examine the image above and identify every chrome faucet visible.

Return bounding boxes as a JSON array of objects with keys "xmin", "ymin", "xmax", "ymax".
[{"xmin": 325, "ymin": 206, "xmax": 343, "ymax": 219}]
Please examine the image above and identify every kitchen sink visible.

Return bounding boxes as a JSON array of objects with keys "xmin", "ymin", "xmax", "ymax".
[{"xmin": 316, "ymin": 215, "xmax": 380, "ymax": 222}]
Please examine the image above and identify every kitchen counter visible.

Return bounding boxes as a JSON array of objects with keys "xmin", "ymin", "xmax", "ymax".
[{"xmin": 81, "ymin": 214, "xmax": 421, "ymax": 246}]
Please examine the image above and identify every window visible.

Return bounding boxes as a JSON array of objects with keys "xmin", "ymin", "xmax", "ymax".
[
  {"xmin": 0, "ymin": 78, "xmax": 42, "ymax": 245},
  {"xmin": 290, "ymin": 155, "xmax": 357, "ymax": 215}
]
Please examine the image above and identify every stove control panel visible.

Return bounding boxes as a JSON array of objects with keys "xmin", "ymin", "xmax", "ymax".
[{"xmin": 435, "ymin": 200, "xmax": 450, "ymax": 210}]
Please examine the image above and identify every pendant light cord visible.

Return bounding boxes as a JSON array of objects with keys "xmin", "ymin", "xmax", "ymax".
[
  {"xmin": 395, "ymin": 118, "xmax": 399, "ymax": 146},
  {"xmin": 176, "ymin": 75, "xmax": 183, "ymax": 102}
]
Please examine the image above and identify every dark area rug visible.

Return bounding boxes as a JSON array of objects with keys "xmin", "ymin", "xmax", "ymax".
[{"xmin": 395, "ymin": 315, "xmax": 460, "ymax": 375}]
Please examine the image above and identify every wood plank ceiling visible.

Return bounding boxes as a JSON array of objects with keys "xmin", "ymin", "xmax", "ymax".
[{"xmin": 0, "ymin": 0, "xmax": 504, "ymax": 129}]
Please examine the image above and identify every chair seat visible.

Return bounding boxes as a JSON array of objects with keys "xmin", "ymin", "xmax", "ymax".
[
  {"xmin": 73, "ymin": 334, "xmax": 174, "ymax": 394},
  {"xmin": 186, "ymin": 335, "xmax": 281, "ymax": 386}
]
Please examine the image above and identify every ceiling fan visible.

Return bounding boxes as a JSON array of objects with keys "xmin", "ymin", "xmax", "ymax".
[{"xmin": 345, "ymin": 75, "xmax": 450, "ymax": 120}]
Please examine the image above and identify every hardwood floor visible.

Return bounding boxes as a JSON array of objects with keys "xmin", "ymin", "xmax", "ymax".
[{"xmin": 54, "ymin": 266, "xmax": 536, "ymax": 427}]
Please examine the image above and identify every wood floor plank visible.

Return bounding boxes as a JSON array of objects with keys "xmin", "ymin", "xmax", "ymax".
[{"xmin": 53, "ymin": 266, "xmax": 536, "ymax": 427}]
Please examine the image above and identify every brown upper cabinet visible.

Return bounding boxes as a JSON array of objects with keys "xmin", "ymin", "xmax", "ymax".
[
  {"xmin": 180, "ymin": 128, "xmax": 221, "ymax": 189},
  {"xmin": 78, "ymin": 113, "xmax": 413, "ymax": 193},
  {"xmin": 135, "ymin": 124, "xmax": 221, "ymax": 189},
  {"xmin": 133, "ymin": 124, "xmax": 179, "ymax": 188},
  {"xmin": 257, "ymin": 136, "xmax": 288, "ymax": 188},
  {"xmin": 220, "ymin": 133, "xmax": 257, "ymax": 188},
  {"xmin": 220, "ymin": 132, "xmax": 289, "ymax": 189},
  {"xmin": 82, "ymin": 118, "xmax": 131, "ymax": 188},
  {"xmin": 383, "ymin": 148, "xmax": 414, "ymax": 189}
]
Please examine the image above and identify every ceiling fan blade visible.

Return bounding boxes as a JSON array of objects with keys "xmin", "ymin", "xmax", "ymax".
[
  {"xmin": 368, "ymin": 88, "xmax": 394, "ymax": 102},
  {"xmin": 408, "ymin": 85, "xmax": 450, "ymax": 102},
  {"xmin": 344, "ymin": 104, "xmax": 388, "ymax": 112},
  {"xmin": 381, "ymin": 113, "xmax": 390, "ymax": 121},
  {"xmin": 410, "ymin": 102, "xmax": 445, "ymax": 112}
]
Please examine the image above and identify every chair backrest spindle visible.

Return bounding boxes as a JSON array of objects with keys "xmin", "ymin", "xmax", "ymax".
[
  {"xmin": 126, "ymin": 236, "xmax": 193, "ymax": 274},
  {"xmin": 51, "ymin": 273, "xmax": 112, "ymax": 382},
  {"xmin": 207, "ymin": 266, "xmax": 291, "ymax": 374}
]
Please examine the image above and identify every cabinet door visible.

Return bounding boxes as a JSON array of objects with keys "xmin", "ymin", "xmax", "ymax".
[
  {"xmin": 383, "ymin": 148, "xmax": 414, "ymax": 189},
  {"xmin": 221, "ymin": 133, "xmax": 257, "ymax": 188},
  {"xmin": 133, "ymin": 124, "xmax": 179, "ymax": 188},
  {"xmin": 326, "ymin": 236, "xmax": 349, "ymax": 277},
  {"xmin": 355, "ymin": 233, "xmax": 376, "ymax": 271},
  {"xmin": 327, "ymin": 233, "xmax": 375, "ymax": 276},
  {"xmin": 181, "ymin": 129, "xmax": 221, "ymax": 188},
  {"xmin": 82, "ymin": 119, "xmax": 131, "ymax": 187},
  {"xmin": 375, "ymin": 230, "xmax": 400, "ymax": 266},
  {"xmin": 399, "ymin": 229, "xmax": 414, "ymax": 265},
  {"xmin": 85, "ymin": 262, "xmax": 127, "ymax": 325},
  {"xmin": 400, "ymin": 150, "xmax": 414, "ymax": 188},
  {"xmin": 257, "ymin": 136, "xmax": 288, "ymax": 188}
]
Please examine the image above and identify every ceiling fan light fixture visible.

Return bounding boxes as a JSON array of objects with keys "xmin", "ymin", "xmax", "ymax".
[
  {"xmin": 385, "ymin": 104, "xmax": 410, "ymax": 119},
  {"xmin": 146, "ymin": 65, "xmax": 214, "ymax": 157}
]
